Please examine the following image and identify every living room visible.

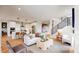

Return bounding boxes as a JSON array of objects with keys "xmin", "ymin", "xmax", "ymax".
[{"xmin": 0, "ymin": 5, "xmax": 76, "ymax": 53}]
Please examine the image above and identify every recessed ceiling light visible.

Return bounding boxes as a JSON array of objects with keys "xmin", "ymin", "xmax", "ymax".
[{"xmin": 18, "ymin": 8, "xmax": 21, "ymax": 11}]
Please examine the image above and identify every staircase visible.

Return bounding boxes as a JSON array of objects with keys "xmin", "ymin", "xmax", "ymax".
[{"xmin": 52, "ymin": 17, "xmax": 72, "ymax": 34}]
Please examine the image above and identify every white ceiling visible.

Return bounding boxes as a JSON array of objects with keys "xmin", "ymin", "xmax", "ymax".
[{"xmin": 0, "ymin": 5, "xmax": 74, "ymax": 23}]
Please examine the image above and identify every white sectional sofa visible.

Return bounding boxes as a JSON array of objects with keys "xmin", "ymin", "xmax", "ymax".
[{"xmin": 24, "ymin": 34, "xmax": 40, "ymax": 46}]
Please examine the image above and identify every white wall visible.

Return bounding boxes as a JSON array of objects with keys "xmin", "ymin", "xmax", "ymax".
[
  {"xmin": 59, "ymin": 8, "xmax": 72, "ymax": 17},
  {"xmin": 15, "ymin": 23, "xmax": 21, "ymax": 32},
  {"xmin": 74, "ymin": 6, "xmax": 79, "ymax": 53},
  {"xmin": 25, "ymin": 24, "xmax": 31, "ymax": 34},
  {"xmin": 35, "ymin": 21, "xmax": 42, "ymax": 33},
  {"xmin": 48, "ymin": 20, "xmax": 53, "ymax": 34}
]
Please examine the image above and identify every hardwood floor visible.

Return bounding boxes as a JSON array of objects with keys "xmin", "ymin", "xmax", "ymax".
[
  {"xmin": 1, "ymin": 35, "xmax": 24, "ymax": 53},
  {"xmin": 1, "ymin": 35, "xmax": 62, "ymax": 53}
]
